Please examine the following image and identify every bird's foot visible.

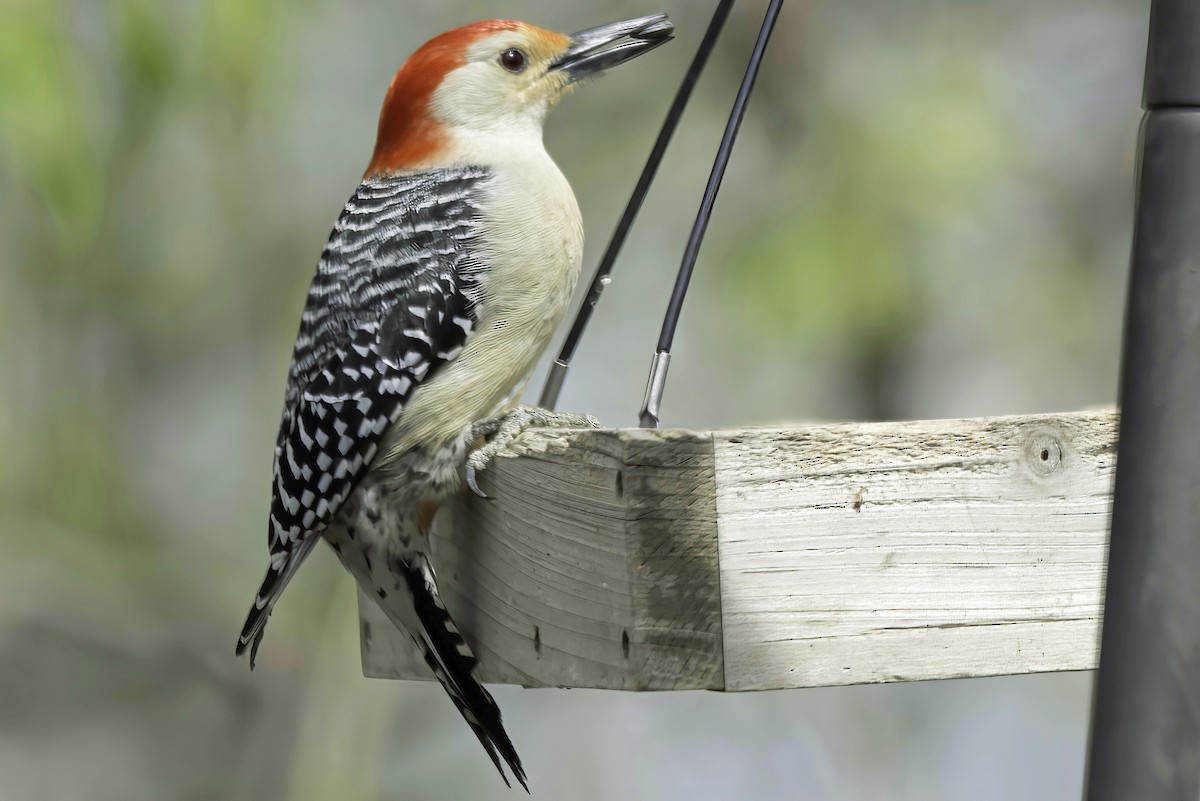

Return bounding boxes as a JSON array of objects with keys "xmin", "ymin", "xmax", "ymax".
[{"xmin": 465, "ymin": 404, "xmax": 601, "ymax": 498}]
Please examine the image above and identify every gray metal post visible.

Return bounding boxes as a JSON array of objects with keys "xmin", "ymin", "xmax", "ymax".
[{"xmin": 1083, "ymin": 2, "xmax": 1200, "ymax": 799}]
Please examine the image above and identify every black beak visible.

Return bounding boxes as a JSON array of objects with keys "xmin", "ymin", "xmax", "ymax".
[{"xmin": 550, "ymin": 14, "xmax": 674, "ymax": 80}]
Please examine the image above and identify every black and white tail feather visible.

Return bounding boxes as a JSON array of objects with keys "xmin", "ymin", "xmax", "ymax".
[
  {"xmin": 236, "ymin": 166, "xmax": 527, "ymax": 786},
  {"xmin": 405, "ymin": 555, "xmax": 528, "ymax": 790},
  {"xmin": 238, "ymin": 534, "xmax": 320, "ymax": 667}
]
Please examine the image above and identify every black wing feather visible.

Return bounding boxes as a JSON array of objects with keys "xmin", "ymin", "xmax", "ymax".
[{"xmin": 237, "ymin": 167, "xmax": 488, "ymax": 662}]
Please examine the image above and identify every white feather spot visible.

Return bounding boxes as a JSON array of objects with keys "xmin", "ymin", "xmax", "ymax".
[
  {"xmin": 296, "ymin": 419, "xmax": 313, "ymax": 450},
  {"xmin": 382, "ymin": 375, "xmax": 411, "ymax": 395},
  {"xmin": 404, "ymin": 328, "xmax": 433, "ymax": 345}
]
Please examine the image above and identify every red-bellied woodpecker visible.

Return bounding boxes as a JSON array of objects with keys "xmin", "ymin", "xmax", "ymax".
[{"xmin": 236, "ymin": 14, "xmax": 673, "ymax": 789}]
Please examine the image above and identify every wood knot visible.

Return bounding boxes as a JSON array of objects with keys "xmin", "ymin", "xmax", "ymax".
[{"xmin": 1025, "ymin": 430, "xmax": 1063, "ymax": 476}]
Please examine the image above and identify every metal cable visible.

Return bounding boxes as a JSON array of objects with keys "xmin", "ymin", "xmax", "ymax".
[
  {"xmin": 640, "ymin": 0, "xmax": 786, "ymax": 427},
  {"xmin": 539, "ymin": 0, "xmax": 735, "ymax": 410}
]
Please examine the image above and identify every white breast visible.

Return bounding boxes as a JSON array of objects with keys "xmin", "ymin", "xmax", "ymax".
[{"xmin": 379, "ymin": 136, "xmax": 584, "ymax": 459}]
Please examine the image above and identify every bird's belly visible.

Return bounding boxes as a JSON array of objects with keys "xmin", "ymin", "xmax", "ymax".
[
  {"xmin": 332, "ymin": 437, "xmax": 469, "ymax": 560},
  {"xmin": 374, "ymin": 157, "xmax": 583, "ymax": 465}
]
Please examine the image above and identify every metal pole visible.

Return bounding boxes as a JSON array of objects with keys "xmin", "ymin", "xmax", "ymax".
[
  {"xmin": 639, "ymin": 0, "xmax": 786, "ymax": 428},
  {"xmin": 540, "ymin": 0, "xmax": 735, "ymax": 411},
  {"xmin": 1084, "ymin": 2, "xmax": 1200, "ymax": 799}
]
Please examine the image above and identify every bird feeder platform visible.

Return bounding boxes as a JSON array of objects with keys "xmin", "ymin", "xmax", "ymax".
[{"xmin": 358, "ymin": 409, "xmax": 1114, "ymax": 692}]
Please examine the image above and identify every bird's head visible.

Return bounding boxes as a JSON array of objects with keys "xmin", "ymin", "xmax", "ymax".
[{"xmin": 366, "ymin": 15, "xmax": 674, "ymax": 176}]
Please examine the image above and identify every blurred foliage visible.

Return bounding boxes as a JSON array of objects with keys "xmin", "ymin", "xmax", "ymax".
[
  {"xmin": 0, "ymin": 0, "xmax": 1142, "ymax": 799},
  {"xmin": 733, "ymin": 41, "xmax": 1012, "ymax": 344}
]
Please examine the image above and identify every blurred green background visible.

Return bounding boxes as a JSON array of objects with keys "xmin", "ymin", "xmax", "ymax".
[{"xmin": 0, "ymin": 0, "xmax": 1143, "ymax": 798}]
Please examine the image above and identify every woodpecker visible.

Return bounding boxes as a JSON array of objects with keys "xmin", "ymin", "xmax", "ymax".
[{"xmin": 236, "ymin": 14, "xmax": 673, "ymax": 789}]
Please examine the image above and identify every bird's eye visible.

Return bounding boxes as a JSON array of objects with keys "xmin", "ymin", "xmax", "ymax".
[{"xmin": 499, "ymin": 48, "xmax": 527, "ymax": 73}]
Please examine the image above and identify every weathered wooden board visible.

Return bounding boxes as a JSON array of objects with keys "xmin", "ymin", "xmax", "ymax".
[
  {"xmin": 714, "ymin": 413, "xmax": 1113, "ymax": 690},
  {"xmin": 361, "ymin": 428, "xmax": 723, "ymax": 690},
  {"xmin": 360, "ymin": 411, "xmax": 1115, "ymax": 691}
]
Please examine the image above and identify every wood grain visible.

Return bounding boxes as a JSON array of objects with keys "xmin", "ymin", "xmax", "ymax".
[
  {"xmin": 361, "ymin": 427, "xmax": 723, "ymax": 690},
  {"xmin": 360, "ymin": 411, "xmax": 1115, "ymax": 691}
]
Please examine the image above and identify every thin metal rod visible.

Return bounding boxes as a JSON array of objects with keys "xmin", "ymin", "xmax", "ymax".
[
  {"xmin": 1084, "ymin": 1, "xmax": 1200, "ymax": 798},
  {"xmin": 640, "ymin": 0, "xmax": 785, "ymax": 428},
  {"xmin": 539, "ymin": 0, "xmax": 735, "ymax": 411}
]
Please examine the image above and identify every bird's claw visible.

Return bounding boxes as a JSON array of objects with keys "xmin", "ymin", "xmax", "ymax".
[
  {"xmin": 465, "ymin": 464, "xmax": 490, "ymax": 500},
  {"xmin": 464, "ymin": 405, "xmax": 601, "ymax": 499}
]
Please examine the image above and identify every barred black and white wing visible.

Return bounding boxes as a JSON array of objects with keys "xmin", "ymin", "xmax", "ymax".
[{"xmin": 237, "ymin": 166, "xmax": 489, "ymax": 663}]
